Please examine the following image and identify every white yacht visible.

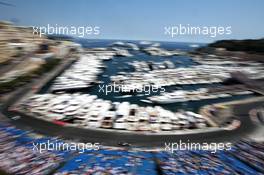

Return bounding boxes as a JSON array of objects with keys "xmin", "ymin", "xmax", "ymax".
[
  {"xmin": 148, "ymin": 91, "xmax": 188, "ymax": 104},
  {"xmin": 113, "ymin": 117, "xmax": 126, "ymax": 130},
  {"xmin": 100, "ymin": 111, "xmax": 116, "ymax": 129}
]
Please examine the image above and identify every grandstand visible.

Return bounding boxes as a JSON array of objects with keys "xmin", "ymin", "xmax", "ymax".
[{"xmin": 0, "ymin": 122, "xmax": 263, "ymax": 174}]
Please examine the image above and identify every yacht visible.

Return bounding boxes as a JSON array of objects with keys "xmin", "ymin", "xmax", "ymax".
[
  {"xmin": 195, "ymin": 122, "xmax": 207, "ymax": 129},
  {"xmin": 160, "ymin": 123, "xmax": 173, "ymax": 131},
  {"xmin": 149, "ymin": 119, "xmax": 160, "ymax": 132},
  {"xmin": 218, "ymin": 93, "xmax": 231, "ymax": 98},
  {"xmin": 233, "ymin": 91, "xmax": 253, "ymax": 95},
  {"xmin": 113, "ymin": 117, "xmax": 126, "ymax": 130},
  {"xmin": 100, "ymin": 111, "xmax": 116, "ymax": 129},
  {"xmin": 148, "ymin": 91, "xmax": 188, "ymax": 104},
  {"xmin": 87, "ymin": 117, "xmax": 101, "ymax": 128},
  {"xmin": 126, "ymin": 121, "xmax": 138, "ymax": 131},
  {"xmin": 88, "ymin": 111, "xmax": 102, "ymax": 128},
  {"xmin": 178, "ymin": 120, "xmax": 191, "ymax": 129},
  {"xmin": 137, "ymin": 120, "xmax": 151, "ymax": 131},
  {"xmin": 115, "ymin": 49, "xmax": 132, "ymax": 57}
]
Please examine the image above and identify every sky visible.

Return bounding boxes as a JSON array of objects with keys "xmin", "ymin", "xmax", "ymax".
[{"xmin": 0, "ymin": 0, "xmax": 264, "ymax": 43}]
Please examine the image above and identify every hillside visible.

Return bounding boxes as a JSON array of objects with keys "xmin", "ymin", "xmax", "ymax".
[{"xmin": 207, "ymin": 39, "xmax": 264, "ymax": 55}]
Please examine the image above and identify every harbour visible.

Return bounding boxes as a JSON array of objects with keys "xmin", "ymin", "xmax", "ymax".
[
  {"xmin": 13, "ymin": 40, "xmax": 262, "ymax": 135},
  {"xmin": 38, "ymin": 40, "xmax": 262, "ymax": 114}
]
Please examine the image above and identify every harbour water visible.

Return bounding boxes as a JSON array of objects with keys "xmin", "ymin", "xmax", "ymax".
[{"xmin": 42, "ymin": 39, "xmax": 255, "ymax": 113}]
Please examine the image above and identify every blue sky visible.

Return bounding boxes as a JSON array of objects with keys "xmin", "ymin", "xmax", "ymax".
[{"xmin": 0, "ymin": 0, "xmax": 263, "ymax": 43}]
